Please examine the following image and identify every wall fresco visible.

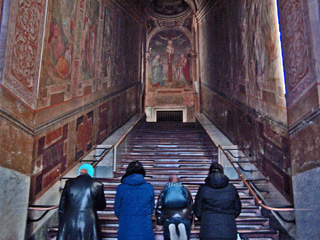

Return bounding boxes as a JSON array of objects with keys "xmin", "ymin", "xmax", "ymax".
[
  {"xmin": 199, "ymin": 1, "xmax": 291, "ymax": 199},
  {"xmin": 2, "ymin": 0, "xmax": 139, "ymax": 204},
  {"xmin": 199, "ymin": 0, "xmax": 286, "ymax": 124},
  {"xmin": 38, "ymin": 0, "xmax": 140, "ymax": 108},
  {"xmin": 39, "ymin": 0, "xmax": 78, "ymax": 107},
  {"xmin": 100, "ymin": 5, "xmax": 114, "ymax": 80},
  {"xmin": 148, "ymin": 30, "xmax": 192, "ymax": 90},
  {"xmin": 80, "ymin": 0, "xmax": 100, "ymax": 81},
  {"xmin": 3, "ymin": 0, "xmax": 46, "ymax": 108},
  {"xmin": 278, "ymin": 0, "xmax": 311, "ymax": 94},
  {"xmin": 144, "ymin": 13, "xmax": 196, "ymax": 121},
  {"xmin": 113, "ymin": 9, "xmax": 140, "ymax": 88}
]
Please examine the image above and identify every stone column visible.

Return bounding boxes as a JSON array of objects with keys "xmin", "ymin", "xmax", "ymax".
[{"xmin": 278, "ymin": 1, "xmax": 320, "ymax": 239}]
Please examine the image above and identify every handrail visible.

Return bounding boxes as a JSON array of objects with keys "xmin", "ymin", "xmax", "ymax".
[
  {"xmin": 93, "ymin": 147, "xmax": 110, "ymax": 158},
  {"xmin": 28, "ymin": 113, "xmax": 145, "ymax": 212},
  {"xmin": 218, "ymin": 145, "xmax": 295, "ymax": 212},
  {"xmin": 28, "ymin": 205, "xmax": 58, "ymax": 211},
  {"xmin": 112, "ymin": 113, "xmax": 145, "ymax": 170}
]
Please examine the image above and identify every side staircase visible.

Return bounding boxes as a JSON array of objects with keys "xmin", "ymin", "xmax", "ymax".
[{"xmin": 49, "ymin": 122, "xmax": 279, "ymax": 240}]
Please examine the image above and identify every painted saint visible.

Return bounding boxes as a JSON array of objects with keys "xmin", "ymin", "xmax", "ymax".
[
  {"xmin": 151, "ymin": 55, "xmax": 164, "ymax": 87},
  {"xmin": 175, "ymin": 54, "xmax": 191, "ymax": 85}
]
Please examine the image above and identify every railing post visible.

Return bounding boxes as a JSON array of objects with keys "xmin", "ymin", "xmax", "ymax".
[
  {"xmin": 113, "ymin": 145, "xmax": 117, "ymax": 172},
  {"xmin": 218, "ymin": 145, "xmax": 239, "ymax": 179}
]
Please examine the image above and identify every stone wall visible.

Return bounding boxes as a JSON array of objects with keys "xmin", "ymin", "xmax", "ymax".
[{"xmin": 198, "ymin": 0, "xmax": 291, "ymax": 200}]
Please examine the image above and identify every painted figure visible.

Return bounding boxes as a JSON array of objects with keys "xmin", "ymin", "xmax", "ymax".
[
  {"xmin": 176, "ymin": 54, "xmax": 190, "ymax": 85},
  {"xmin": 159, "ymin": 34, "xmax": 182, "ymax": 81},
  {"xmin": 54, "ymin": 45, "xmax": 72, "ymax": 79},
  {"xmin": 152, "ymin": 55, "xmax": 164, "ymax": 87}
]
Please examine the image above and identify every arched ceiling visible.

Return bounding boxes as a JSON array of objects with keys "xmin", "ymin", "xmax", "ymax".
[{"xmin": 149, "ymin": 0, "xmax": 190, "ymax": 16}]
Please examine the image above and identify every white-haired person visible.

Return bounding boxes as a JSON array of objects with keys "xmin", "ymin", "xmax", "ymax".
[{"xmin": 57, "ymin": 164, "xmax": 106, "ymax": 240}]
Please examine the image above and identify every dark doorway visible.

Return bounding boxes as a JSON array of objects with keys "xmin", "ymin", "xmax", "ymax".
[{"xmin": 156, "ymin": 111, "xmax": 183, "ymax": 122}]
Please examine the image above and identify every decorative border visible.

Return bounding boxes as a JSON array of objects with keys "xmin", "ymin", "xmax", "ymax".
[{"xmin": 3, "ymin": 0, "xmax": 47, "ymax": 109}]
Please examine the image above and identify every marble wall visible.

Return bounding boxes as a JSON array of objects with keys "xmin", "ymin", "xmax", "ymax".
[
  {"xmin": 198, "ymin": 0, "xmax": 291, "ymax": 200},
  {"xmin": 0, "ymin": 166, "xmax": 30, "ymax": 240}
]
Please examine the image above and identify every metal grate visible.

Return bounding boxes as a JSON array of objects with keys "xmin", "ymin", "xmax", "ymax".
[{"xmin": 156, "ymin": 111, "xmax": 183, "ymax": 122}]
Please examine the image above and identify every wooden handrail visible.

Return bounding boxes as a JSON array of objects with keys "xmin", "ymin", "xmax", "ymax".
[
  {"xmin": 28, "ymin": 205, "xmax": 58, "ymax": 211},
  {"xmin": 218, "ymin": 145, "xmax": 295, "ymax": 212},
  {"xmin": 28, "ymin": 114, "xmax": 145, "ymax": 211}
]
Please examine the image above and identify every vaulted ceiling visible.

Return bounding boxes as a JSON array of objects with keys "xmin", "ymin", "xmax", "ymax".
[
  {"xmin": 149, "ymin": 0, "xmax": 190, "ymax": 16},
  {"xmin": 128, "ymin": 0, "xmax": 205, "ymax": 18}
]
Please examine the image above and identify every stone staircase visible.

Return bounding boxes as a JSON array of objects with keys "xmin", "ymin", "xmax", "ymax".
[{"xmin": 49, "ymin": 122, "xmax": 279, "ymax": 240}]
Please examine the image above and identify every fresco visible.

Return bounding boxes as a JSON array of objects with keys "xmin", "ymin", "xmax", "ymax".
[
  {"xmin": 2, "ymin": 0, "xmax": 46, "ymax": 108},
  {"xmin": 80, "ymin": 0, "xmax": 100, "ymax": 80},
  {"xmin": 148, "ymin": 30, "xmax": 192, "ymax": 91},
  {"xmin": 44, "ymin": 0, "xmax": 77, "ymax": 84},
  {"xmin": 101, "ymin": 6, "xmax": 114, "ymax": 79},
  {"xmin": 112, "ymin": 9, "xmax": 140, "ymax": 87}
]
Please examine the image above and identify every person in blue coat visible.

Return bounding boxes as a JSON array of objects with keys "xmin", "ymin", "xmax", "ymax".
[{"xmin": 114, "ymin": 161, "xmax": 155, "ymax": 240}]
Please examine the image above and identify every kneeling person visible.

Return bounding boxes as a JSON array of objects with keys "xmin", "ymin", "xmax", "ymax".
[
  {"xmin": 156, "ymin": 175, "xmax": 193, "ymax": 240},
  {"xmin": 57, "ymin": 164, "xmax": 106, "ymax": 240}
]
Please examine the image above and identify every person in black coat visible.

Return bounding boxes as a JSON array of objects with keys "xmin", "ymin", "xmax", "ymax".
[
  {"xmin": 156, "ymin": 175, "xmax": 193, "ymax": 240},
  {"xmin": 57, "ymin": 164, "xmax": 106, "ymax": 240},
  {"xmin": 194, "ymin": 163, "xmax": 241, "ymax": 240}
]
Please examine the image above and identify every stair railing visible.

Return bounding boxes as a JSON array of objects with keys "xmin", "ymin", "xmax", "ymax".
[
  {"xmin": 218, "ymin": 145, "xmax": 295, "ymax": 212},
  {"xmin": 113, "ymin": 114, "xmax": 145, "ymax": 171},
  {"xmin": 27, "ymin": 113, "xmax": 145, "ymax": 217}
]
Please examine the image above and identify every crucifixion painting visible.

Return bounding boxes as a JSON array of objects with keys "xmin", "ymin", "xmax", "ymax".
[
  {"xmin": 148, "ymin": 30, "xmax": 192, "ymax": 90},
  {"xmin": 158, "ymin": 34, "xmax": 182, "ymax": 82}
]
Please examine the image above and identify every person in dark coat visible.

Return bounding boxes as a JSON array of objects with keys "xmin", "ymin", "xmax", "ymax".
[
  {"xmin": 156, "ymin": 175, "xmax": 193, "ymax": 240},
  {"xmin": 114, "ymin": 161, "xmax": 155, "ymax": 240},
  {"xmin": 57, "ymin": 164, "xmax": 106, "ymax": 240},
  {"xmin": 194, "ymin": 163, "xmax": 242, "ymax": 240}
]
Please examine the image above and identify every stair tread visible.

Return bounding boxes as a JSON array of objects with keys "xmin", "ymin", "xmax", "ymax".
[{"xmin": 50, "ymin": 122, "xmax": 279, "ymax": 240}]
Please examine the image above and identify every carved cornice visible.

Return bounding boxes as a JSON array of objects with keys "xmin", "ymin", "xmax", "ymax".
[
  {"xmin": 288, "ymin": 107, "xmax": 320, "ymax": 135},
  {"xmin": 0, "ymin": 109, "xmax": 34, "ymax": 136}
]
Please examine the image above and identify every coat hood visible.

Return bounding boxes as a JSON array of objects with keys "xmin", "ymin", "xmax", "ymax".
[
  {"xmin": 122, "ymin": 173, "xmax": 146, "ymax": 186},
  {"xmin": 205, "ymin": 173, "xmax": 229, "ymax": 189}
]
